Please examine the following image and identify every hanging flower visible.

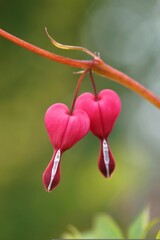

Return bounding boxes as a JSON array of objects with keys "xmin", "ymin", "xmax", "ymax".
[
  {"xmin": 75, "ymin": 89, "xmax": 121, "ymax": 177},
  {"xmin": 43, "ymin": 103, "xmax": 90, "ymax": 191}
]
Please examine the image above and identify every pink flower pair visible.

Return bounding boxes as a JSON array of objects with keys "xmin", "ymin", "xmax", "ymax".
[{"xmin": 43, "ymin": 89, "xmax": 121, "ymax": 192}]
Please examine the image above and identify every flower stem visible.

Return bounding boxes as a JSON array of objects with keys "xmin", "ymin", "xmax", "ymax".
[
  {"xmin": 69, "ymin": 69, "xmax": 89, "ymax": 114},
  {"xmin": 93, "ymin": 62, "xmax": 160, "ymax": 109},
  {"xmin": 0, "ymin": 28, "xmax": 90, "ymax": 68},
  {"xmin": 0, "ymin": 28, "xmax": 160, "ymax": 109},
  {"xmin": 89, "ymin": 69, "xmax": 98, "ymax": 98}
]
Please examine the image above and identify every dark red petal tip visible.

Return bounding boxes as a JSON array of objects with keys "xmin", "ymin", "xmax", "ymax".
[
  {"xmin": 42, "ymin": 150, "xmax": 61, "ymax": 192},
  {"xmin": 98, "ymin": 139, "xmax": 115, "ymax": 178}
]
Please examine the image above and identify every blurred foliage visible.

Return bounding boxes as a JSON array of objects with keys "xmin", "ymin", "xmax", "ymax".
[
  {"xmin": 62, "ymin": 214, "xmax": 124, "ymax": 239},
  {"xmin": 157, "ymin": 231, "xmax": 160, "ymax": 239},
  {"xmin": 0, "ymin": 0, "xmax": 160, "ymax": 240},
  {"xmin": 62, "ymin": 207, "xmax": 160, "ymax": 239}
]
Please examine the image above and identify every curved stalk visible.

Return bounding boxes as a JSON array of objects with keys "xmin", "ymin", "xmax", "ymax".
[
  {"xmin": 0, "ymin": 28, "xmax": 90, "ymax": 68},
  {"xmin": 0, "ymin": 28, "xmax": 160, "ymax": 109},
  {"xmin": 93, "ymin": 61, "xmax": 160, "ymax": 109}
]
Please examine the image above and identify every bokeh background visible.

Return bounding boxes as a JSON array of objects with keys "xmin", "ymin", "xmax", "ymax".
[{"xmin": 0, "ymin": 0, "xmax": 160, "ymax": 239}]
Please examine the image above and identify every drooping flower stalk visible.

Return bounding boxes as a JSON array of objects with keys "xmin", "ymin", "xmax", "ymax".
[
  {"xmin": 89, "ymin": 68, "xmax": 98, "ymax": 98},
  {"xmin": 0, "ymin": 28, "xmax": 160, "ymax": 109},
  {"xmin": 69, "ymin": 68, "xmax": 89, "ymax": 114}
]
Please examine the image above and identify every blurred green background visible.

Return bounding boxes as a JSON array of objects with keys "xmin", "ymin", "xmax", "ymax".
[{"xmin": 0, "ymin": 0, "xmax": 160, "ymax": 239}]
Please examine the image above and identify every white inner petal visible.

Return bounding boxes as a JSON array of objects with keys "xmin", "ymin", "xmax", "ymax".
[
  {"xmin": 103, "ymin": 139, "xmax": 110, "ymax": 177},
  {"xmin": 47, "ymin": 149, "xmax": 61, "ymax": 191}
]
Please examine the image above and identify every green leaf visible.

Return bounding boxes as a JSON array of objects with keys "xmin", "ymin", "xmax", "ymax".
[
  {"xmin": 83, "ymin": 213, "xmax": 125, "ymax": 239},
  {"xmin": 141, "ymin": 218, "xmax": 160, "ymax": 239},
  {"xmin": 156, "ymin": 230, "xmax": 160, "ymax": 239},
  {"xmin": 63, "ymin": 213, "xmax": 125, "ymax": 239},
  {"xmin": 61, "ymin": 225, "xmax": 82, "ymax": 239},
  {"xmin": 128, "ymin": 206, "xmax": 150, "ymax": 239}
]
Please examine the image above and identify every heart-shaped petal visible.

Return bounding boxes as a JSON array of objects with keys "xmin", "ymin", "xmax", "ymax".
[
  {"xmin": 75, "ymin": 89, "xmax": 121, "ymax": 139},
  {"xmin": 44, "ymin": 103, "xmax": 90, "ymax": 151}
]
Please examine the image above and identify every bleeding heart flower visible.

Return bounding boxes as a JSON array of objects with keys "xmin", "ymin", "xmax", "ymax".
[
  {"xmin": 75, "ymin": 89, "xmax": 121, "ymax": 177},
  {"xmin": 43, "ymin": 103, "xmax": 90, "ymax": 191}
]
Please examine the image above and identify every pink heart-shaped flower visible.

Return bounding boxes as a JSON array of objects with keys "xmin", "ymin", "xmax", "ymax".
[
  {"xmin": 43, "ymin": 103, "xmax": 90, "ymax": 192},
  {"xmin": 75, "ymin": 90, "xmax": 121, "ymax": 138},
  {"xmin": 75, "ymin": 89, "xmax": 121, "ymax": 177}
]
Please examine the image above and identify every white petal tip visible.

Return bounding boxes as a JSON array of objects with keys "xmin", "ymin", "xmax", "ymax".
[
  {"xmin": 103, "ymin": 139, "xmax": 110, "ymax": 177},
  {"xmin": 47, "ymin": 149, "xmax": 61, "ymax": 191}
]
